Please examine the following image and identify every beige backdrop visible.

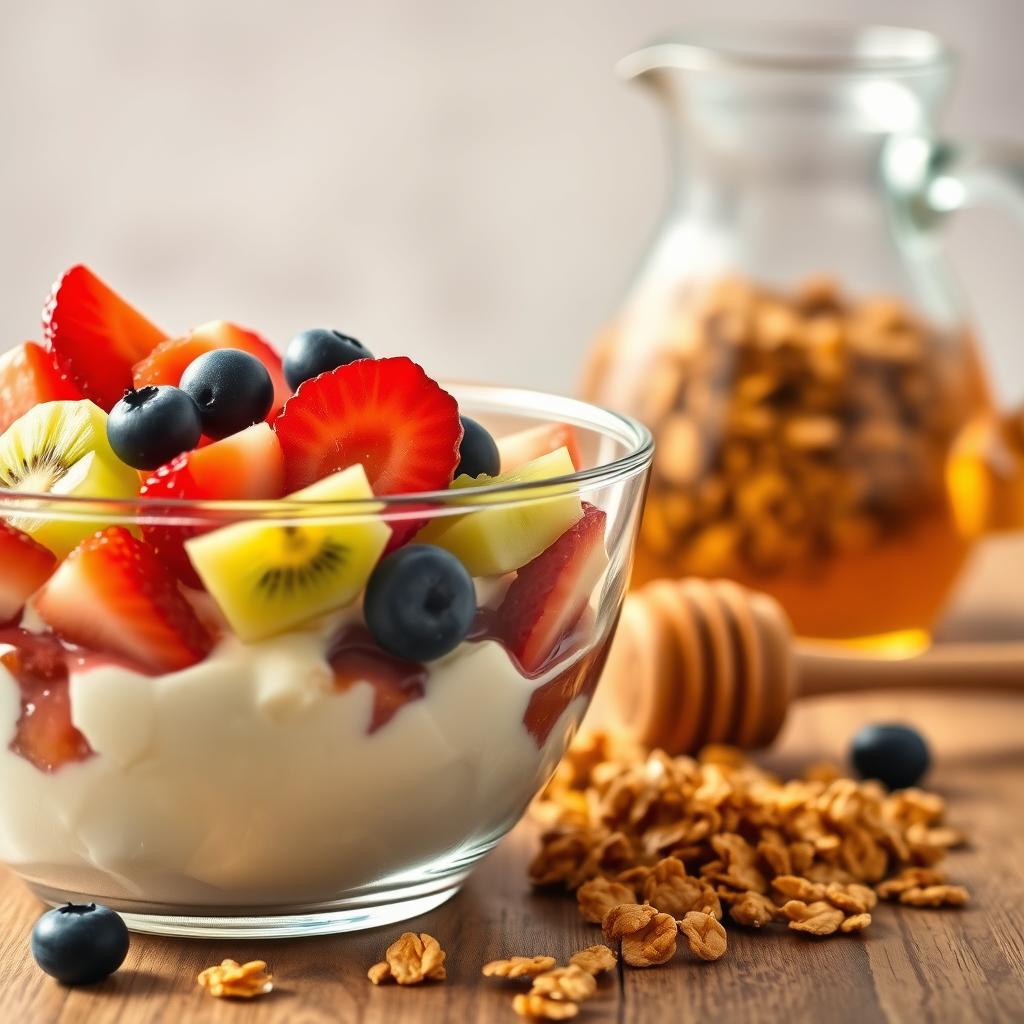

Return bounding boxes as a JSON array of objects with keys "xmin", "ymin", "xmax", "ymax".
[{"xmin": 1, "ymin": 0, "xmax": 1022, "ymax": 403}]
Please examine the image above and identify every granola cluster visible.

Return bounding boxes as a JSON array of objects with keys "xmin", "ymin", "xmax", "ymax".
[
  {"xmin": 530, "ymin": 733, "xmax": 968, "ymax": 956},
  {"xmin": 197, "ymin": 959, "xmax": 274, "ymax": 999},
  {"xmin": 368, "ymin": 932, "xmax": 447, "ymax": 986},
  {"xmin": 483, "ymin": 944, "xmax": 617, "ymax": 1020}
]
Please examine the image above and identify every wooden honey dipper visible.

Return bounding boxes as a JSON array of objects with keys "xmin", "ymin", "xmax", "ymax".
[{"xmin": 591, "ymin": 577, "xmax": 1024, "ymax": 754}]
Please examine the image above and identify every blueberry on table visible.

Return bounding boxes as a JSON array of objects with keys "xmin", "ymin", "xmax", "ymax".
[
  {"xmin": 31, "ymin": 902, "xmax": 130, "ymax": 985},
  {"xmin": 180, "ymin": 348, "xmax": 275, "ymax": 440},
  {"xmin": 107, "ymin": 386, "xmax": 203, "ymax": 470},
  {"xmin": 283, "ymin": 329, "xmax": 373, "ymax": 391},
  {"xmin": 364, "ymin": 544, "xmax": 476, "ymax": 662},
  {"xmin": 455, "ymin": 416, "xmax": 501, "ymax": 479},
  {"xmin": 851, "ymin": 722, "xmax": 931, "ymax": 790}
]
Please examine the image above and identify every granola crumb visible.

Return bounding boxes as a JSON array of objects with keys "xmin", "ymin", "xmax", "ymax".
[
  {"xmin": 512, "ymin": 992, "xmax": 580, "ymax": 1019},
  {"xmin": 482, "ymin": 956, "xmax": 558, "ymax": 979},
  {"xmin": 569, "ymin": 945, "xmax": 618, "ymax": 975},
  {"xmin": 368, "ymin": 932, "xmax": 446, "ymax": 985},
  {"xmin": 679, "ymin": 910, "xmax": 728, "ymax": 960},
  {"xmin": 197, "ymin": 959, "xmax": 273, "ymax": 999}
]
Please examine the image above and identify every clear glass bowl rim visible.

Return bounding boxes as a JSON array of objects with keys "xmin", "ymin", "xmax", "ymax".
[
  {"xmin": 0, "ymin": 383, "xmax": 654, "ymax": 524},
  {"xmin": 618, "ymin": 22, "xmax": 952, "ymax": 78}
]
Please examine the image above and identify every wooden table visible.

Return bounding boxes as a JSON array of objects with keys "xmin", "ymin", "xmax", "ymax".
[{"xmin": 2, "ymin": 539, "xmax": 1023, "ymax": 1024}]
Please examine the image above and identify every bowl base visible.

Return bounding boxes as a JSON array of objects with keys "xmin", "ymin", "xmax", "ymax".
[{"xmin": 27, "ymin": 872, "xmax": 468, "ymax": 939}]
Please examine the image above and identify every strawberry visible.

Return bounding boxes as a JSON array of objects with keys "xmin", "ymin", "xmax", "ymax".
[
  {"xmin": 498, "ymin": 423, "xmax": 582, "ymax": 474},
  {"xmin": 133, "ymin": 320, "xmax": 290, "ymax": 416},
  {"xmin": 139, "ymin": 423, "xmax": 285, "ymax": 586},
  {"xmin": 0, "ymin": 342, "xmax": 81, "ymax": 435},
  {"xmin": 34, "ymin": 528, "xmax": 215, "ymax": 674},
  {"xmin": 0, "ymin": 522, "xmax": 57, "ymax": 624},
  {"xmin": 1, "ymin": 630, "xmax": 92, "ymax": 773},
  {"xmin": 43, "ymin": 265, "xmax": 168, "ymax": 411},
  {"xmin": 497, "ymin": 502, "xmax": 608, "ymax": 674},
  {"xmin": 274, "ymin": 356, "xmax": 463, "ymax": 494}
]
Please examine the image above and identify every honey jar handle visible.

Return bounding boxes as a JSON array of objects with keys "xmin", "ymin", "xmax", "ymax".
[
  {"xmin": 885, "ymin": 135, "xmax": 1024, "ymax": 537},
  {"xmin": 796, "ymin": 641, "xmax": 1024, "ymax": 697}
]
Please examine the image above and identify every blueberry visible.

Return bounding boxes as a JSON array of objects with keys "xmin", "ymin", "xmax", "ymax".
[
  {"xmin": 455, "ymin": 416, "xmax": 500, "ymax": 479},
  {"xmin": 31, "ymin": 902, "xmax": 129, "ymax": 985},
  {"xmin": 283, "ymin": 329, "xmax": 372, "ymax": 391},
  {"xmin": 179, "ymin": 349, "xmax": 275, "ymax": 440},
  {"xmin": 107, "ymin": 386, "xmax": 203, "ymax": 470},
  {"xmin": 851, "ymin": 723, "xmax": 930, "ymax": 790},
  {"xmin": 364, "ymin": 545, "xmax": 476, "ymax": 661}
]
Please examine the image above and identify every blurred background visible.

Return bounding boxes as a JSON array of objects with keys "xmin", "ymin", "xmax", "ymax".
[{"xmin": 0, "ymin": 0, "xmax": 1021, "ymax": 402}]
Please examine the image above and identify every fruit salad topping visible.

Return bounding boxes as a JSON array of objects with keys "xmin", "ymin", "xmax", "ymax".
[{"xmin": 0, "ymin": 265, "xmax": 606, "ymax": 769}]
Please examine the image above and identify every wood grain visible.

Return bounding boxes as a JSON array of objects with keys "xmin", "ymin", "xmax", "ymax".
[{"xmin": 1, "ymin": 537, "xmax": 1023, "ymax": 1023}]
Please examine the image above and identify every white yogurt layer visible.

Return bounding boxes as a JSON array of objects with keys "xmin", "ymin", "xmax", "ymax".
[{"xmin": 0, "ymin": 612, "xmax": 586, "ymax": 908}]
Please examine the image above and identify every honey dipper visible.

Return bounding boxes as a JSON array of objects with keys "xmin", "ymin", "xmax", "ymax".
[{"xmin": 592, "ymin": 577, "xmax": 1024, "ymax": 754}]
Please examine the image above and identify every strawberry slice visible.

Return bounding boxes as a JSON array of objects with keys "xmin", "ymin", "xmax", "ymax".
[
  {"xmin": 43, "ymin": 265, "xmax": 168, "ymax": 411},
  {"xmin": 274, "ymin": 356, "xmax": 463, "ymax": 494},
  {"xmin": 498, "ymin": 423, "xmax": 582, "ymax": 474},
  {"xmin": 139, "ymin": 423, "xmax": 286, "ymax": 586},
  {"xmin": 34, "ymin": 528, "xmax": 214, "ymax": 674},
  {"xmin": 0, "ymin": 342, "xmax": 82, "ymax": 435},
  {"xmin": 0, "ymin": 629, "xmax": 93, "ymax": 773},
  {"xmin": 133, "ymin": 320, "xmax": 290, "ymax": 416},
  {"xmin": 0, "ymin": 523, "xmax": 57, "ymax": 625},
  {"xmin": 497, "ymin": 502, "xmax": 608, "ymax": 674}
]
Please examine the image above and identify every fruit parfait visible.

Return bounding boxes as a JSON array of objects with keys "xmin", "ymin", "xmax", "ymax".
[{"xmin": 0, "ymin": 266, "xmax": 652, "ymax": 937}]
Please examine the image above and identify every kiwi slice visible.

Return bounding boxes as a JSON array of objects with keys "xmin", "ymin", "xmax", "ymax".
[
  {"xmin": 0, "ymin": 400, "xmax": 139, "ymax": 556},
  {"xmin": 185, "ymin": 464, "xmax": 392, "ymax": 642},
  {"xmin": 415, "ymin": 447, "xmax": 583, "ymax": 576}
]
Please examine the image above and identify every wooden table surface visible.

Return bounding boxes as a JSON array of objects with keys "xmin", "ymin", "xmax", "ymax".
[{"xmin": 2, "ymin": 539, "xmax": 1023, "ymax": 1024}]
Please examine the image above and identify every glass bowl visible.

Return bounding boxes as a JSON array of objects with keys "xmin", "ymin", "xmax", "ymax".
[{"xmin": 0, "ymin": 384, "xmax": 652, "ymax": 938}]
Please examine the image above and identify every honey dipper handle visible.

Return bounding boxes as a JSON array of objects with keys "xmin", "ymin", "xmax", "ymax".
[{"xmin": 796, "ymin": 642, "xmax": 1024, "ymax": 698}]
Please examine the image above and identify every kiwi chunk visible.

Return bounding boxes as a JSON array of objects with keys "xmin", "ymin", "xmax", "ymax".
[
  {"xmin": 185, "ymin": 464, "xmax": 391, "ymax": 642},
  {"xmin": 0, "ymin": 400, "xmax": 139, "ymax": 555}
]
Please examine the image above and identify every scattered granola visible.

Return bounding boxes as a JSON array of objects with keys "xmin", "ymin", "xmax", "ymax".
[
  {"xmin": 780, "ymin": 900, "xmax": 847, "ymax": 936},
  {"xmin": 576, "ymin": 877, "xmax": 636, "ymax": 924},
  {"xmin": 512, "ymin": 993, "xmax": 579, "ymax": 1020},
  {"xmin": 483, "ymin": 956, "xmax": 559, "ymax": 979},
  {"xmin": 569, "ymin": 945, "xmax": 618, "ymax": 975},
  {"xmin": 679, "ymin": 910, "xmax": 728, "ymax": 960},
  {"xmin": 367, "ymin": 932, "xmax": 446, "ymax": 985},
  {"xmin": 197, "ymin": 959, "xmax": 273, "ymax": 999},
  {"xmin": 840, "ymin": 913, "xmax": 873, "ymax": 933},
  {"xmin": 529, "ymin": 965, "xmax": 597, "ymax": 1003},
  {"xmin": 602, "ymin": 903, "xmax": 678, "ymax": 968},
  {"xmin": 642, "ymin": 856, "xmax": 722, "ymax": 919},
  {"xmin": 898, "ymin": 884, "xmax": 970, "ymax": 908},
  {"xmin": 726, "ymin": 891, "xmax": 777, "ymax": 928},
  {"xmin": 530, "ymin": 732, "xmax": 970, "ymax": 957}
]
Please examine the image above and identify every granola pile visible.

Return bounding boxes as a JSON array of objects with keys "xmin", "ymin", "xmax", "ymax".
[{"xmin": 529, "ymin": 733, "xmax": 968, "ymax": 953}]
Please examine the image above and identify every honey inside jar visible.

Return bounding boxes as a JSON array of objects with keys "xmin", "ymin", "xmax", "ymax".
[{"xmin": 584, "ymin": 276, "xmax": 992, "ymax": 646}]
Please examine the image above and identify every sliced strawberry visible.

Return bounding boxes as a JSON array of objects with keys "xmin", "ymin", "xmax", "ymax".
[
  {"xmin": 498, "ymin": 423, "xmax": 582, "ymax": 474},
  {"xmin": 139, "ymin": 423, "xmax": 286, "ymax": 586},
  {"xmin": 1, "ymin": 629, "xmax": 93, "ymax": 773},
  {"xmin": 43, "ymin": 265, "xmax": 168, "ymax": 410},
  {"xmin": 0, "ymin": 342, "xmax": 82, "ymax": 435},
  {"xmin": 0, "ymin": 523, "xmax": 58, "ymax": 624},
  {"xmin": 34, "ymin": 528, "xmax": 214, "ymax": 674},
  {"xmin": 497, "ymin": 503, "xmax": 608, "ymax": 674},
  {"xmin": 274, "ymin": 356, "xmax": 463, "ymax": 494},
  {"xmin": 133, "ymin": 320, "xmax": 289, "ymax": 416}
]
